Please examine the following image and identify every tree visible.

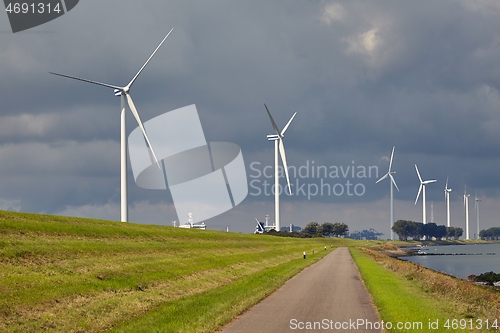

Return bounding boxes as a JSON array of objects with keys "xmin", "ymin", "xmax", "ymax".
[
  {"xmin": 446, "ymin": 227, "xmax": 463, "ymax": 240},
  {"xmin": 476, "ymin": 271, "xmax": 500, "ymax": 285},
  {"xmin": 304, "ymin": 222, "xmax": 321, "ymax": 236},
  {"xmin": 479, "ymin": 227, "xmax": 500, "ymax": 240},
  {"xmin": 332, "ymin": 222, "xmax": 349, "ymax": 237},
  {"xmin": 435, "ymin": 225, "xmax": 447, "ymax": 240},
  {"xmin": 412, "ymin": 222, "xmax": 425, "ymax": 240},
  {"xmin": 320, "ymin": 222, "xmax": 334, "ymax": 237},
  {"xmin": 392, "ymin": 220, "xmax": 415, "ymax": 240},
  {"xmin": 422, "ymin": 223, "xmax": 438, "ymax": 240}
]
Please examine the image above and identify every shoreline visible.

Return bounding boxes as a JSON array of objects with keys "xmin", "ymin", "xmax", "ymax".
[
  {"xmin": 354, "ymin": 246, "xmax": 500, "ymax": 326},
  {"xmin": 390, "ymin": 242, "xmax": 500, "ymax": 289}
]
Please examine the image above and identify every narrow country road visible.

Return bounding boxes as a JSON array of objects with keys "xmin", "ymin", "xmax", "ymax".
[{"xmin": 219, "ymin": 247, "xmax": 381, "ymax": 333}]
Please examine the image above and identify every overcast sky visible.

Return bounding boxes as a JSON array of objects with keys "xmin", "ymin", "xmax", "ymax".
[{"xmin": 1, "ymin": 0, "xmax": 500, "ymax": 235}]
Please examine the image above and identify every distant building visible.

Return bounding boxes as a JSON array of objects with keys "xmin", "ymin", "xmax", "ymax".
[
  {"xmin": 177, "ymin": 213, "xmax": 206, "ymax": 230},
  {"xmin": 280, "ymin": 224, "xmax": 303, "ymax": 232},
  {"xmin": 347, "ymin": 229, "xmax": 383, "ymax": 240}
]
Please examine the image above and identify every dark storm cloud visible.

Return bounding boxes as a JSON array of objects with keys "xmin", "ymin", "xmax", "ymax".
[{"xmin": 1, "ymin": 0, "xmax": 500, "ymax": 232}]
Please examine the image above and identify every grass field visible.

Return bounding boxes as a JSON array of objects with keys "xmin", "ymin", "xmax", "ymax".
[
  {"xmin": 6, "ymin": 209, "xmax": 498, "ymax": 332},
  {"xmin": 351, "ymin": 246, "xmax": 500, "ymax": 333},
  {"xmin": 0, "ymin": 210, "xmax": 360, "ymax": 332}
]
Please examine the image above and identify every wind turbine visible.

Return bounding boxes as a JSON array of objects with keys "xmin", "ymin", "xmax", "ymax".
[
  {"xmin": 50, "ymin": 29, "xmax": 174, "ymax": 222},
  {"xmin": 414, "ymin": 164, "xmax": 436, "ymax": 225},
  {"xmin": 444, "ymin": 176, "xmax": 452, "ymax": 227},
  {"xmin": 264, "ymin": 104, "xmax": 296, "ymax": 232},
  {"xmin": 464, "ymin": 186, "xmax": 470, "ymax": 240},
  {"xmin": 475, "ymin": 190, "xmax": 481, "ymax": 240},
  {"xmin": 376, "ymin": 146, "xmax": 399, "ymax": 240}
]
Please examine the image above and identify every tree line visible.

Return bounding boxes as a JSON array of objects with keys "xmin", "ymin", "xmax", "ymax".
[
  {"xmin": 479, "ymin": 227, "xmax": 500, "ymax": 240},
  {"xmin": 392, "ymin": 220, "xmax": 463, "ymax": 241},
  {"xmin": 304, "ymin": 222, "xmax": 349, "ymax": 237},
  {"xmin": 264, "ymin": 222, "xmax": 349, "ymax": 238}
]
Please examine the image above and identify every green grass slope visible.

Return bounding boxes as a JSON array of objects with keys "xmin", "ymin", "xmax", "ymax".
[
  {"xmin": 351, "ymin": 247, "xmax": 500, "ymax": 333},
  {"xmin": 0, "ymin": 210, "xmax": 355, "ymax": 332}
]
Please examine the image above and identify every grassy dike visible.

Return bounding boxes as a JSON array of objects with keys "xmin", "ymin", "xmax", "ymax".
[
  {"xmin": 351, "ymin": 246, "xmax": 500, "ymax": 332},
  {"xmin": 0, "ymin": 210, "xmax": 359, "ymax": 332}
]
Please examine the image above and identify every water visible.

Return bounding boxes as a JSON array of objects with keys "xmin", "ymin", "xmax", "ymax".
[{"xmin": 402, "ymin": 243, "xmax": 500, "ymax": 279}]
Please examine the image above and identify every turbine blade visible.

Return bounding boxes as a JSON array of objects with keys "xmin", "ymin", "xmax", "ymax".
[
  {"xmin": 445, "ymin": 176, "xmax": 449, "ymax": 190},
  {"xmin": 415, "ymin": 184, "xmax": 422, "ymax": 205},
  {"xmin": 415, "ymin": 164, "xmax": 423, "ymax": 183},
  {"xmin": 388, "ymin": 146, "xmax": 395, "ymax": 172},
  {"xmin": 125, "ymin": 94, "xmax": 160, "ymax": 168},
  {"xmin": 423, "ymin": 179, "xmax": 437, "ymax": 184},
  {"xmin": 264, "ymin": 104, "xmax": 281, "ymax": 137},
  {"xmin": 50, "ymin": 72, "xmax": 122, "ymax": 90},
  {"xmin": 280, "ymin": 112, "xmax": 297, "ymax": 136},
  {"xmin": 126, "ymin": 28, "xmax": 174, "ymax": 89},
  {"xmin": 376, "ymin": 173, "xmax": 388, "ymax": 183},
  {"xmin": 278, "ymin": 139, "xmax": 292, "ymax": 194},
  {"xmin": 389, "ymin": 173, "xmax": 400, "ymax": 191}
]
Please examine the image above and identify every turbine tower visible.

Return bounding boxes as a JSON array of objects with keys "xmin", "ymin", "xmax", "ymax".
[
  {"xmin": 264, "ymin": 104, "xmax": 296, "ymax": 232},
  {"xmin": 414, "ymin": 164, "xmax": 437, "ymax": 225},
  {"xmin": 376, "ymin": 146, "xmax": 399, "ymax": 240},
  {"xmin": 444, "ymin": 176, "xmax": 452, "ymax": 227},
  {"xmin": 464, "ymin": 186, "xmax": 470, "ymax": 240},
  {"xmin": 430, "ymin": 201, "xmax": 434, "ymax": 222},
  {"xmin": 50, "ymin": 29, "xmax": 174, "ymax": 222},
  {"xmin": 475, "ymin": 190, "xmax": 481, "ymax": 240}
]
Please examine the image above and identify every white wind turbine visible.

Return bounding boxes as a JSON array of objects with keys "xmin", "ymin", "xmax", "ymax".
[
  {"xmin": 376, "ymin": 146, "xmax": 399, "ymax": 240},
  {"xmin": 50, "ymin": 29, "xmax": 174, "ymax": 222},
  {"xmin": 264, "ymin": 104, "xmax": 296, "ymax": 232},
  {"xmin": 414, "ymin": 164, "xmax": 436, "ymax": 225},
  {"xmin": 475, "ymin": 190, "xmax": 481, "ymax": 240},
  {"xmin": 464, "ymin": 186, "xmax": 470, "ymax": 240},
  {"xmin": 444, "ymin": 176, "xmax": 452, "ymax": 227}
]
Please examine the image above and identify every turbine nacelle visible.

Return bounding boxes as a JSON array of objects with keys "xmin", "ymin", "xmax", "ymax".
[
  {"xmin": 376, "ymin": 146, "xmax": 399, "ymax": 191},
  {"xmin": 50, "ymin": 29, "xmax": 175, "ymax": 169},
  {"xmin": 121, "ymin": 86, "xmax": 131, "ymax": 95},
  {"xmin": 444, "ymin": 176, "xmax": 452, "ymax": 201},
  {"xmin": 444, "ymin": 176, "xmax": 451, "ymax": 190},
  {"xmin": 376, "ymin": 146, "xmax": 399, "ymax": 240},
  {"xmin": 264, "ymin": 104, "xmax": 297, "ymax": 194},
  {"xmin": 414, "ymin": 164, "xmax": 436, "ymax": 204},
  {"xmin": 463, "ymin": 189, "xmax": 470, "ymax": 206},
  {"xmin": 464, "ymin": 194, "xmax": 470, "ymax": 211}
]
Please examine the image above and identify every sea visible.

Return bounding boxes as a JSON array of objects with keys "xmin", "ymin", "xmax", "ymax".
[{"xmin": 402, "ymin": 243, "xmax": 500, "ymax": 280}]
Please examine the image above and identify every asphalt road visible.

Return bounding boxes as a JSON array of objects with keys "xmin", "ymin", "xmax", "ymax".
[{"xmin": 219, "ymin": 247, "xmax": 381, "ymax": 333}]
